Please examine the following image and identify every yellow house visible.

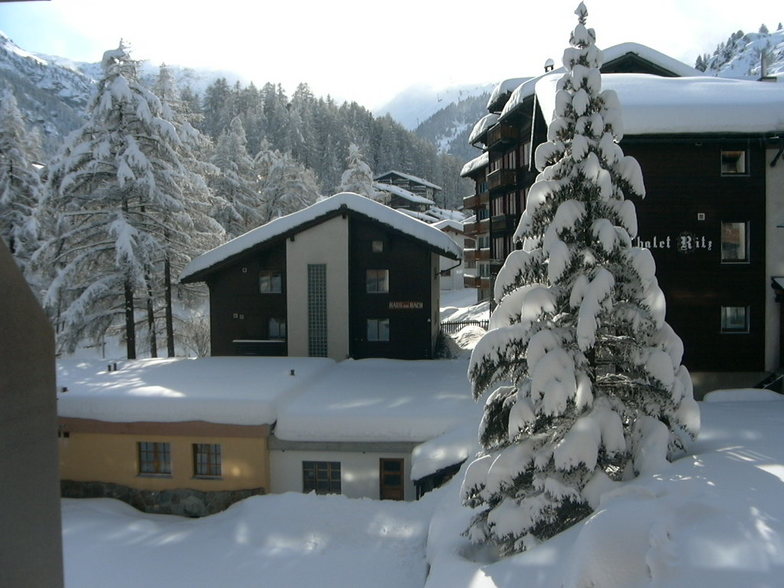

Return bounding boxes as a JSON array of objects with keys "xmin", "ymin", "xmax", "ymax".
[{"xmin": 57, "ymin": 356, "xmax": 334, "ymax": 516}]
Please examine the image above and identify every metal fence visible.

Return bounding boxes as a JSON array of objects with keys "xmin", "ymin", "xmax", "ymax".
[{"xmin": 440, "ymin": 320, "xmax": 489, "ymax": 335}]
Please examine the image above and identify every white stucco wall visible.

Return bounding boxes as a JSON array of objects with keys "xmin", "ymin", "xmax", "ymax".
[
  {"xmin": 286, "ymin": 215, "xmax": 350, "ymax": 360},
  {"xmin": 269, "ymin": 449, "xmax": 415, "ymax": 501},
  {"xmin": 765, "ymin": 147, "xmax": 784, "ymax": 371}
]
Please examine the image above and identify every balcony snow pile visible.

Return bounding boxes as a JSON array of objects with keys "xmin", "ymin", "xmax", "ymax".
[{"xmin": 57, "ymin": 357, "xmax": 335, "ymax": 425}]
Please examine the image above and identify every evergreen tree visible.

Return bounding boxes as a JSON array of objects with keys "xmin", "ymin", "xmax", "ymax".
[
  {"xmin": 461, "ymin": 3, "xmax": 700, "ymax": 555},
  {"xmin": 255, "ymin": 142, "xmax": 321, "ymax": 223},
  {"xmin": 209, "ymin": 116, "xmax": 261, "ymax": 237},
  {"xmin": 43, "ymin": 42, "xmax": 218, "ymax": 358},
  {"xmin": 0, "ymin": 86, "xmax": 44, "ymax": 271},
  {"xmin": 337, "ymin": 143, "xmax": 379, "ymax": 199}
]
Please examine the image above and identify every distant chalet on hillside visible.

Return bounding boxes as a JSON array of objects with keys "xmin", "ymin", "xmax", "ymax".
[
  {"xmin": 181, "ymin": 193, "xmax": 462, "ymax": 360},
  {"xmin": 374, "ymin": 170, "xmax": 442, "ymax": 211}
]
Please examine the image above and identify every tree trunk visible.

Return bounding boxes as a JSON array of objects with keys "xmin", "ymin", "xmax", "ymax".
[
  {"xmin": 146, "ymin": 274, "xmax": 157, "ymax": 358},
  {"xmin": 124, "ymin": 278, "xmax": 136, "ymax": 359},
  {"xmin": 165, "ymin": 257, "xmax": 175, "ymax": 357}
]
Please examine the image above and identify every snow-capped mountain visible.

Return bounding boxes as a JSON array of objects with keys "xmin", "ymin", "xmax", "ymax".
[
  {"xmin": 0, "ymin": 32, "xmax": 94, "ymax": 154},
  {"xmin": 0, "ymin": 31, "xmax": 247, "ymax": 156},
  {"xmin": 413, "ymin": 92, "xmax": 490, "ymax": 161},
  {"xmin": 375, "ymin": 83, "xmax": 493, "ymax": 131},
  {"xmin": 698, "ymin": 25, "xmax": 784, "ymax": 79}
]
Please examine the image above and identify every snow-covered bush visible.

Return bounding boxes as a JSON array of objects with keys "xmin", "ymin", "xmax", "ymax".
[{"xmin": 461, "ymin": 2, "xmax": 700, "ymax": 555}]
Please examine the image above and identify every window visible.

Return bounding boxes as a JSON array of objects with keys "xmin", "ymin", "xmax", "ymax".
[
  {"xmin": 721, "ymin": 222, "xmax": 748, "ymax": 262},
  {"xmin": 366, "ymin": 269, "xmax": 389, "ymax": 293},
  {"xmin": 193, "ymin": 443, "xmax": 221, "ymax": 477},
  {"xmin": 307, "ymin": 264, "xmax": 328, "ymax": 357},
  {"xmin": 269, "ymin": 317, "xmax": 286, "ymax": 339},
  {"xmin": 259, "ymin": 270, "xmax": 282, "ymax": 293},
  {"xmin": 491, "ymin": 196, "xmax": 504, "ymax": 217},
  {"xmin": 721, "ymin": 150, "xmax": 747, "ymax": 175},
  {"xmin": 477, "ymin": 235, "xmax": 490, "ymax": 250},
  {"xmin": 493, "ymin": 236, "xmax": 505, "ymax": 259},
  {"xmin": 478, "ymin": 263, "xmax": 491, "ymax": 278},
  {"xmin": 367, "ymin": 318, "xmax": 390, "ymax": 342},
  {"xmin": 303, "ymin": 461, "xmax": 341, "ymax": 494},
  {"xmin": 372, "ymin": 240, "xmax": 384, "ymax": 253},
  {"xmin": 721, "ymin": 306, "xmax": 749, "ymax": 333},
  {"xmin": 138, "ymin": 442, "xmax": 171, "ymax": 475}
]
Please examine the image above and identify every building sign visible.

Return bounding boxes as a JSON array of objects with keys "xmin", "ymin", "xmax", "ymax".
[
  {"xmin": 389, "ymin": 301, "xmax": 423, "ymax": 310},
  {"xmin": 634, "ymin": 233, "xmax": 713, "ymax": 255}
]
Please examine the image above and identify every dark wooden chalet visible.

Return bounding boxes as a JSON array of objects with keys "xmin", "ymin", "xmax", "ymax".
[
  {"xmin": 374, "ymin": 171, "xmax": 443, "ymax": 208},
  {"xmin": 181, "ymin": 193, "xmax": 462, "ymax": 361},
  {"xmin": 460, "ymin": 42, "xmax": 784, "ymax": 388}
]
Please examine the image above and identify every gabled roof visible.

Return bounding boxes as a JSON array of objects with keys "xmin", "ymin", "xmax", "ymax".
[
  {"xmin": 181, "ymin": 192, "xmax": 462, "ymax": 283},
  {"xmin": 498, "ymin": 42, "xmax": 702, "ymax": 122},
  {"xmin": 374, "ymin": 181, "xmax": 435, "ymax": 205},
  {"xmin": 374, "ymin": 170, "xmax": 443, "ymax": 191}
]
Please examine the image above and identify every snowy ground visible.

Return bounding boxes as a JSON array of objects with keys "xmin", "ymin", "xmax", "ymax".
[
  {"xmin": 62, "ymin": 395, "xmax": 784, "ymax": 587},
  {"xmin": 59, "ymin": 292, "xmax": 784, "ymax": 587}
]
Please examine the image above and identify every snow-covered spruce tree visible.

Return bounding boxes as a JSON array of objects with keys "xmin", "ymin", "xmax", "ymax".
[
  {"xmin": 255, "ymin": 143, "xmax": 321, "ymax": 223},
  {"xmin": 43, "ymin": 42, "xmax": 216, "ymax": 358},
  {"xmin": 210, "ymin": 115, "xmax": 262, "ymax": 238},
  {"xmin": 337, "ymin": 143, "xmax": 380, "ymax": 200},
  {"xmin": 0, "ymin": 86, "xmax": 45, "ymax": 271},
  {"xmin": 461, "ymin": 3, "xmax": 700, "ymax": 555}
]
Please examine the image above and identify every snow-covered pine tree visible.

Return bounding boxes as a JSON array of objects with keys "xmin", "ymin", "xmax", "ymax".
[
  {"xmin": 461, "ymin": 2, "xmax": 700, "ymax": 555},
  {"xmin": 256, "ymin": 147, "xmax": 321, "ymax": 223},
  {"xmin": 210, "ymin": 116, "xmax": 262, "ymax": 237},
  {"xmin": 154, "ymin": 63, "xmax": 226, "ymax": 356},
  {"xmin": 43, "ymin": 42, "xmax": 215, "ymax": 358},
  {"xmin": 0, "ymin": 86, "xmax": 45, "ymax": 271},
  {"xmin": 337, "ymin": 143, "xmax": 380, "ymax": 200}
]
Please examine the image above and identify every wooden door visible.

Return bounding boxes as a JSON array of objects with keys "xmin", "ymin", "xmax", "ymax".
[{"xmin": 379, "ymin": 458, "xmax": 404, "ymax": 500}]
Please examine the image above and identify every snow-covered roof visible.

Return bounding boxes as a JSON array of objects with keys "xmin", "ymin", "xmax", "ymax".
[
  {"xmin": 601, "ymin": 42, "xmax": 703, "ymax": 77},
  {"xmin": 498, "ymin": 42, "xmax": 703, "ymax": 122},
  {"xmin": 181, "ymin": 192, "xmax": 461, "ymax": 282},
  {"xmin": 374, "ymin": 170, "xmax": 442, "ymax": 191},
  {"xmin": 57, "ymin": 357, "xmax": 335, "ymax": 426},
  {"xmin": 274, "ymin": 358, "xmax": 481, "ymax": 443},
  {"xmin": 411, "ymin": 421, "xmax": 479, "ymax": 481},
  {"xmin": 468, "ymin": 114, "xmax": 499, "ymax": 144},
  {"xmin": 537, "ymin": 73, "xmax": 784, "ymax": 135},
  {"xmin": 432, "ymin": 219, "xmax": 463, "ymax": 233},
  {"xmin": 460, "ymin": 152, "xmax": 489, "ymax": 177},
  {"xmin": 374, "ymin": 181, "xmax": 435, "ymax": 205},
  {"xmin": 487, "ymin": 78, "xmax": 531, "ymax": 110}
]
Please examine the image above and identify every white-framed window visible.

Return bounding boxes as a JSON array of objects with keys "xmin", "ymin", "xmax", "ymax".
[
  {"xmin": 367, "ymin": 318, "xmax": 390, "ymax": 342},
  {"xmin": 259, "ymin": 269, "xmax": 282, "ymax": 293},
  {"xmin": 721, "ymin": 150, "xmax": 747, "ymax": 175},
  {"xmin": 721, "ymin": 306, "xmax": 749, "ymax": 333},
  {"xmin": 366, "ymin": 269, "xmax": 389, "ymax": 293},
  {"xmin": 721, "ymin": 222, "xmax": 749, "ymax": 262},
  {"xmin": 269, "ymin": 317, "xmax": 286, "ymax": 339},
  {"xmin": 303, "ymin": 461, "xmax": 341, "ymax": 494}
]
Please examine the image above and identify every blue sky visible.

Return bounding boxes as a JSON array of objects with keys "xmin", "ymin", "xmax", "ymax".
[{"xmin": 0, "ymin": 0, "xmax": 780, "ymax": 109}]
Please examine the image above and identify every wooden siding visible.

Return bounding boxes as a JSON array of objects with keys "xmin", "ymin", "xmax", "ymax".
[
  {"xmin": 348, "ymin": 217, "xmax": 435, "ymax": 359},
  {"xmin": 626, "ymin": 140, "xmax": 767, "ymax": 371},
  {"xmin": 208, "ymin": 241, "xmax": 288, "ymax": 356}
]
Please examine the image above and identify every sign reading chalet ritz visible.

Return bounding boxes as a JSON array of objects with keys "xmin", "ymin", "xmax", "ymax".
[
  {"xmin": 180, "ymin": 193, "xmax": 462, "ymax": 361},
  {"xmin": 634, "ymin": 234, "xmax": 714, "ymax": 254}
]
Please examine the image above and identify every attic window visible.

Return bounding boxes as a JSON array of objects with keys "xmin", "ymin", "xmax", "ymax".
[
  {"xmin": 372, "ymin": 240, "xmax": 384, "ymax": 253},
  {"xmin": 721, "ymin": 306, "xmax": 749, "ymax": 333},
  {"xmin": 721, "ymin": 150, "xmax": 747, "ymax": 175}
]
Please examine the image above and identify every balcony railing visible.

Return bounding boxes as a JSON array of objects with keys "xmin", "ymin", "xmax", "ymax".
[
  {"xmin": 487, "ymin": 169, "xmax": 516, "ymax": 192},
  {"xmin": 487, "ymin": 125, "xmax": 520, "ymax": 148}
]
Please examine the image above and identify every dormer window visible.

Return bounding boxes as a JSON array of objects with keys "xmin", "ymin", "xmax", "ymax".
[{"xmin": 721, "ymin": 150, "xmax": 747, "ymax": 175}]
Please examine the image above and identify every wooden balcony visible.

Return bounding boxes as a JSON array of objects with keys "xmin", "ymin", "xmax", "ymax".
[
  {"xmin": 463, "ymin": 248, "xmax": 491, "ymax": 264},
  {"xmin": 488, "ymin": 169, "xmax": 516, "ymax": 192},
  {"xmin": 463, "ymin": 274, "xmax": 480, "ymax": 289},
  {"xmin": 463, "ymin": 221, "xmax": 477, "ymax": 236},
  {"xmin": 463, "ymin": 190, "xmax": 489, "ymax": 211},
  {"xmin": 487, "ymin": 124, "xmax": 520, "ymax": 148}
]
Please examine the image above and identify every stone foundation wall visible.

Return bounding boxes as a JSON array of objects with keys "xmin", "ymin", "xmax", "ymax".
[{"xmin": 61, "ymin": 480, "xmax": 264, "ymax": 517}]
